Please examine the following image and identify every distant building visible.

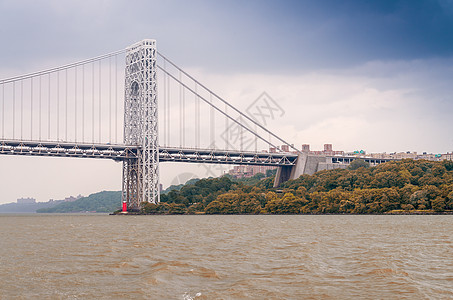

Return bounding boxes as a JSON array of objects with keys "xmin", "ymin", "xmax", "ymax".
[
  {"xmin": 229, "ymin": 165, "xmax": 276, "ymax": 178},
  {"xmin": 302, "ymin": 144, "xmax": 344, "ymax": 156},
  {"xmin": 17, "ymin": 197, "xmax": 36, "ymax": 204},
  {"xmin": 64, "ymin": 195, "xmax": 83, "ymax": 202},
  {"xmin": 444, "ymin": 152, "xmax": 453, "ymax": 161},
  {"xmin": 354, "ymin": 150, "xmax": 450, "ymax": 162},
  {"xmin": 253, "ymin": 143, "xmax": 452, "ymax": 178}
]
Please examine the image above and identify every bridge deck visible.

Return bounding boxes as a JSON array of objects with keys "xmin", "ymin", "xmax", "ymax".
[{"xmin": 0, "ymin": 140, "xmax": 298, "ymax": 166}]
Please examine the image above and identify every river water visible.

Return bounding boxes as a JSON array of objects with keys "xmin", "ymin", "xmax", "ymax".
[{"xmin": 0, "ymin": 214, "xmax": 452, "ymax": 299}]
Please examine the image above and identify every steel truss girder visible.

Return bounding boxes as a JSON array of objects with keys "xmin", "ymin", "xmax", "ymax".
[
  {"xmin": 0, "ymin": 140, "xmax": 297, "ymax": 166},
  {"xmin": 0, "ymin": 140, "xmax": 137, "ymax": 160},
  {"xmin": 158, "ymin": 147, "xmax": 297, "ymax": 166}
]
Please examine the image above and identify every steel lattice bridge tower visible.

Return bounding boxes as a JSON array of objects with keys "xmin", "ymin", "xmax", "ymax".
[
  {"xmin": 123, "ymin": 40, "xmax": 160, "ymax": 210},
  {"xmin": 0, "ymin": 39, "xmax": 305, "ymax": 212}
]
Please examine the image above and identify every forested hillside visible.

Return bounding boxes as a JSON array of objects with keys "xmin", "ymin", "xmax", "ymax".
[
  {"xmin": 140, "ymin": 159, "xmax": 453, "ymax": 214},
  {"xmin": 37, "ymin": 191, "xmax": 121, "ymax": 213}
]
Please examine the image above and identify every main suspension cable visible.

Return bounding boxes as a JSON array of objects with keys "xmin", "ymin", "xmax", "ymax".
[
  {"xmin": 157, "ymin": 51, "xmax": 300, "ymax": 154},
  {"xmin": 157, "ymin": 65, "xmax": 280, "ymax": 151},
  {"xmin": 0, "ymin": 49, "xmax": 126, "ymax": 84}
]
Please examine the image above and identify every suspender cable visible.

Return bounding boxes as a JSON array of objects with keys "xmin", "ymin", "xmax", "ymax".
[
  {"xmin": 64, "ymin": 69, "xmax": 68, "ymax": 142},
  {"xmin": 210, "ymin": 93, "xmax": 214, "ymax": 149},
  {"xmin": 163, "ymin": 61, "xmax": 166, "ymax": 146},
  {"xmin": 0, "ymin": 49, "xmax": 125, "ymax": 84},
  {"xmin": 92, "ymin": 63, "xmax": 95, "ymax": 143},
  {"xmin": 182, "ymin": 82, "xmax": 185, "ymax": 147},
  {"xmin": 179, "ymin": 70, "xmax": 182, "ymax": 148},
  {"xmin": 195, "ymin": 83, "xmax": 198, "ymax": 148},
  {"xmin": 225, "ymin": 103, "xmax": 228, "ymax": 150},
  {"xmin": 115, "ymin": 55, "xmax": 118, "ymax": 144},
  {"xmin": 30, "ymin": 78, "xmax": 33, "ymax": 140},
  {"xmin": 157, "ymin": 52, "xmax": 301, "ymax": 154},
  {"xmin": 75, "ymin": 67, "xmax": 77, "ymax": 142},
  {"xmin": 12, "ymin": 83, "xmax": 15, "ymax": 139},
  {"xmin": 20, "ymin": 80, "xmax": 23, "ymax": 140},
  {"xmin": 157, "ymin": 65, "xmax": 281, "ymax": 151},
  {"xmin": 255, "ymin": 124, "xmax": 258, "ymax": 152},
  {"xmin": 194, "ymin": 83, "xmax": 196, "ymax": 147},
  {"xmin": 82, "ymin": 65, "xmax": 85, "ymax": 142},
  {"xmin": 269, "ymin": 132, "xmax": 271, "ymax": 150},
  {"xmin": 12, "ymin": 82, "xmax": 15, "ymax": 139},
  {"xmin": 48, "ymin": 74, "xmax": 50, "ymax": 140},
  {"xmin": 39, "ymin": 76, "xmax": 41, "ymax": 141},
  {"xmin": 109, "ymin": 56, "xmax": 111, "ymax": 143},
  {"xmin": 240, "ymin": 116, "xmax": 243, "ymax": 151},
  {"xmin": 98, "ymin": 60, "xmax": 101, "ymax": 143},
  {"xmin": 1, "ymin": 83, "xmax": 4, "ymax": 139},
  {"xmin": 167, "ymin": 71, "xmax": 170, "ymax": 146},
  {"xmin": 65, "ymin": 69, "xmax": 68, "ymax": 141},
  {"xmin": 57, "ymin": 72, "xmax": 59, "ymax": 140}
]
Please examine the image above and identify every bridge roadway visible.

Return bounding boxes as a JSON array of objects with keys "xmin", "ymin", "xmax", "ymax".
[{"xmin": 0, "ymin": 140, "xmax": 298, "ymax": 166}]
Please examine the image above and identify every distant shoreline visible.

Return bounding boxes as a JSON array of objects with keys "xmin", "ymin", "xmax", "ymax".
[{"xmin": 112, "ymin": 210, "xmax": 453, "ymax": 216}]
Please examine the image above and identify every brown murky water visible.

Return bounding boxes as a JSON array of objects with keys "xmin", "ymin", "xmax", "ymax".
[{"xmin": 0, "ymin": 214, "xmax": 452, "ymax": 299}]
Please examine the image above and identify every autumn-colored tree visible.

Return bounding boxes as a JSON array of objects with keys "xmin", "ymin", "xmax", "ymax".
[
  {"xmin": 141, "ymin": 158, "xmax": 453, "ymax": 215},
  {"xmin": 264, "ymin": 192, "xmax": 307, "ymax": 214},
  {"xmin": 431, "ymin": 197, "xmax": 446, "ymax": 212}
]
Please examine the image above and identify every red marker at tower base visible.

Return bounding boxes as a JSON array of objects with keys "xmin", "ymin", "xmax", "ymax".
[{"xmin": 122, "ymin": 202, "xmax": 127, "ymax": 212}]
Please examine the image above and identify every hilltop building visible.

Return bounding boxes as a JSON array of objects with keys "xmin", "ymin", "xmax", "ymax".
[
  {"xmin": 17, "ymin": 197, "xmax": 36, "ymax": 204},
  {"xmin": 229, "ymin": 165, "xmax": 276, "ymax": 178},
  {"xmin": 228, "ymin": 144, "xmax": 452, "ymax": 178}
]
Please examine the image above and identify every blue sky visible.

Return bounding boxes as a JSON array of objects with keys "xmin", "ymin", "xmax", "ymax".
[{"xmin": 0, "ymin": 0, "xmax": 452, "ymax": 203}]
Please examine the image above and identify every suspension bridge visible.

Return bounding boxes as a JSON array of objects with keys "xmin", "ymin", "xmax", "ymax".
[{"xmin": 0, "ymin": 39, "xmax": 302, "ymax": 212}]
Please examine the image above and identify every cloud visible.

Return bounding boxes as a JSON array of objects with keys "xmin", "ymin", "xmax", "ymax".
[{"xmin": 184, "ymin": 56, "xmax": 453, "ymax": 153}]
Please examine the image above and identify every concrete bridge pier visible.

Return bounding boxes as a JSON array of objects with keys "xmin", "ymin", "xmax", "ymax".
[
  {"xmin": 273, "ymin": 153, "xmax": 327, "ymax": 187},
  {"xmin": 273, "ymin": 165, "xmax": 293, "ymax": 187}
]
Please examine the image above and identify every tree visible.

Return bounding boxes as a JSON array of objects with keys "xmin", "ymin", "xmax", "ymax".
[
  {"xmin": 348, "ymin": 159, "xmax": 370, "ymax": 170},
  {"xmin": 266, "ymin": 168, "xmax": 277, "ymax": 177},
  {"xmin": 205, "ymin": 193, "xmax": 239, "ymax": 214},
  {"xmin": 264, "ymin": 192, "xmax": 307, "ymax": 214},
  {"xmin": 254, "ymin": 173, "xmax": 266, "ymax": 180},
  {"xmin": 167, "ymin": 203, "xmax": 187, "ymax": 214},
  {"xmin": 371, "ymin": 171, "xmax": 410, "ymax": 189},
  {"xmin": 443, "ymin": 160, "xmax": 453, "ymax": 171},
  {"xmin": 446, "ymin": 191, "xmax": 453, "ymax": 210},
  {"xmin": 431, "ymin": 197, "xmax": 446, "ymax": 212}
]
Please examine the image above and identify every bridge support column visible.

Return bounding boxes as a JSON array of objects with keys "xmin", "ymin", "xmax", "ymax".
[
  {"xmin": 122, "ymin": 159, "xmax": 140, "ymax": 211},
  {"xmin": 273, "ymin": 153, "xmax": 307, "ymax": 187},
  {"xmin": 273, "ymin": 153, "xmax": 332, "ymax": 187},
  {"xmin": 273, "ymin": 165, "xmax": 293, "ymax": 187},
  {"xmin": 122, "ymin": 39, "xmax": 160, "ymax": 211}
]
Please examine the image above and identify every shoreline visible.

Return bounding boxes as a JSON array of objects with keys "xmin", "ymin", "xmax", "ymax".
[{"xmin": 112, "ymin": 210, "xmax": 453, "ymax": 216}]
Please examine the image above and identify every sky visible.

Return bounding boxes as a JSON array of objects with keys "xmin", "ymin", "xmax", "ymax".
[{"xmin": 0, "ymin": 0, "xmax": 452, "ymax": 204}]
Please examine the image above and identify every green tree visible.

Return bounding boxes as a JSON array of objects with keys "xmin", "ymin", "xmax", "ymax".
[
  {"xmin": 348, "ymin": 159, "xmax": 370, "ymax": 170},
  {"xmin": 266, "ymin": 168, "xmax": 277, "ymax": 177}
]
